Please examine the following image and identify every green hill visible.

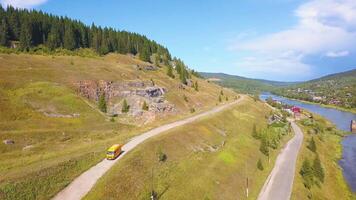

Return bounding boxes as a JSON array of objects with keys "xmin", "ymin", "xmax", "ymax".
[
  {"xmin": 273, "ymin": 69, "xmax": 356, "ymax": 112},
  {"xmin": 200, "ymin": 72, "xmax": 295, "ymax": 94}
]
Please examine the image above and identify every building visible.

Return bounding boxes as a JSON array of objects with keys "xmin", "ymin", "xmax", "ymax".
[{"xmin": 291, "ymin": 106, "xmax": 301, "ymax": 119}]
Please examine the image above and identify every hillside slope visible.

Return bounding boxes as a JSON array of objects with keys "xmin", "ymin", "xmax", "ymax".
[
  {"xmin": 274, "ymin": 69, "xmax": 356, "ymax": 112},
  {"xmin": 0, "ymin": 53, "xmax": 236, "ymax": 199}
]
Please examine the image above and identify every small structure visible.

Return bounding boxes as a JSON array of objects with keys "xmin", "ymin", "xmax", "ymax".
[
  {"xmin": 291, "ymin": 106, "xmax": 301, "ymax": 119},
  {"xmin": 351, "ymin": 120, "xmax": 356, "ymax": 133}
]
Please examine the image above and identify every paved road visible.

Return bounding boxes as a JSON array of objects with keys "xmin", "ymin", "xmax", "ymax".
[
  {"xmin": 257, "ymin": 121, "xmax": 304, "ymax": 200},
  {"xmin": 52, "ymin": 96, "xmax": 245, "ymax": 200}
]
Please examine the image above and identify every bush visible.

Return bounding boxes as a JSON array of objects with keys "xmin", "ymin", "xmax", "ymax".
[
  {"xmin": 121, "ymin": 99, "xmax": 130, "ymax": 113},
  {"xmin": 313, "ymin": 155, "xmax": 325, "ymax": 183},
  {"xmin": 98, "ymin": 94, "xmax": 107, "ymax": 113},
  {"xmin": 142, "ymin": 101, "xmax": 149, "ymax": 111},
  {"xmin": 190, "ymin": 108, "xmax": 195, "ymax": 113},
  {"xmin": 307, "ymin": 137, "xmax": 317, "ymax": 153},
  {"xmin": 300, "ymin": 158, "xmax": 314, "ymax": 189},
  {"xmin": 257, "ymin": 158, "xmax": 264, "ymax": 171}
]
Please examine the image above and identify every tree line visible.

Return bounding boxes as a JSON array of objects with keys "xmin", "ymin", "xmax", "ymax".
[{"xmin": 0, "ymin": 5, "xmax": 171, "ymax": 62}]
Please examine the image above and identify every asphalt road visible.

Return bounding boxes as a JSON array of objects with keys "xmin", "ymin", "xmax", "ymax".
[
  {"xmin": 257, "ymin": 121, "xmax": 304, "ymax": 200},
  {"xmin": 52, "ymin": 96, "xmax": 245, "ymax": 200}
]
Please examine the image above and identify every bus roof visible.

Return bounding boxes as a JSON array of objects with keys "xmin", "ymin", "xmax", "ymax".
[{"xmin": 107, "ymin": 144, "xmax": 122, "ymax": 152}]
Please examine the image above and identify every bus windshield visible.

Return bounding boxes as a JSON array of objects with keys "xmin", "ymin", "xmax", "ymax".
[{"xmin": 107, "ymin": 151, "xmax": 115, "ymax": 155}]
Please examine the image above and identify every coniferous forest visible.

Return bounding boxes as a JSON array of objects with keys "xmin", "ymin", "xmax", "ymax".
[{"xmin": 0, "ymin": 5, "xmax": 172, "ymax": 62}]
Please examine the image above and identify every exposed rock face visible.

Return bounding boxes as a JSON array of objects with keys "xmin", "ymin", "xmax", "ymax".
[
  {"xmin": 75, "ymin": 80, "xmax": 175, "ymax": 123},
  {"xmin": 132, "ymin": 64, "xmax": 158, "ymax": 71}
]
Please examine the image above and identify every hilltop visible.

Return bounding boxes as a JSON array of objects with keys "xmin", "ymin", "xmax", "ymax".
[{"xmin": 200, "ymin": 72, "xmax": 295, "ymax": 94}]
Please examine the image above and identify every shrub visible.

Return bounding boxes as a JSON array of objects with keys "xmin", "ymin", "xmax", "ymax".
[
  {"xmin": 190, "ymin": 108, "xmax": 195, "ymax": 113},
  {"xmin": 307, "ymin": 137, "xmax": 317, "ymax": 153},
  {"xmin": 313, "ymin": 154, "xmax": 325, "ymax": 183},
  {"xmin": 257, "ymin": 158, "xmax": 264, "ymax": 171},
  {"xmin": 121, "ymin": 99, "xmax": 130, "ymax": 113},
  {"xmin": 98, "ymin": 94, "xmax": 107, "ymax": 113},
  {"xmin": 142, "ymin": 101, "xmax": 149, "ymax": 111},
  {"xmin": 300, "ymin": 158, "xmax": 314, "ymax": 189},
  {"xmin": 183, "ymin": 95, "xmax": 188, "ymax": 102}
]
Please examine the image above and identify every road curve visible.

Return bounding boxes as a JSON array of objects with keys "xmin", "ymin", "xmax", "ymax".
[
  {"xmin": 52, "ymin": 96, "xmax": 245, "ymax": 200},
  {"xmin": 257, "ymin": 121, "xmax": 304, "ymax": 200}
]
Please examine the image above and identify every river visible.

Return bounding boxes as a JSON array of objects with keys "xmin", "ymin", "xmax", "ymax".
[{"xmin": 260, "ymin": 92, "xmax": 356, "ymax": 192}]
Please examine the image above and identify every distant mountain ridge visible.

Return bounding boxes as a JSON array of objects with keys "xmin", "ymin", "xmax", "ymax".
[{"xmin": 200, "ymin": 72, "xmax": 297, "ymax": 93}]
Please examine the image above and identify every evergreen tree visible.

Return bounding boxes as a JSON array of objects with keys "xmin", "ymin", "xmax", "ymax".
[
  {"xmin": 64, "ymin": 23, "xmax": 76, "ymax": 50},
  {"xmin": 257, "ymin": 158, "xmax": 264, "ymax": 171},
  {"xmin": 47, "ymin": 24, "xmax": 61, "ymax": 50},
  {"xmin": 260, "ymin": 136, "xmax": 269, "ymax": 156},
  {"xmin": 122, "ymin": 99, "xmax": 130, "ymax": 113},
  {"xmin": 98, "ymin": 94, "xmax": 107, "ymax": 113},
  {"xmin": 19, "ymin": 18, "xmax": 32, "ymax": 51},
  {"xmin": 252, "ymin": 124, "xmax": 259, "ymax": 139},
  {"xmin": 313, "ymin": 155, "xmax": 325, "ymax": 183},
  {"xmin": 142, "ymin": 101, "xmax": 149, "ymax": 111},
  {"xmin": 166, "ymin": 65, "xmax": 174, "ymax": 78},
  {"xmin": 307, "ymin": 137, "xmax": 317, "ymax": 153},
  {"xmin": 300, "ymin": 158, "xmax": 314, "ymax": 189},
  {"xmin": 0, "ymin": 18, "xmax": 9, "ymax": 46}
]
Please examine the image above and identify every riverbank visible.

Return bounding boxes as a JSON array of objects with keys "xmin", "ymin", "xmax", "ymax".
[
  {"xmin": 292, "ymin": 113, "xmax": 355, "ymax": 200},
  {"xmin": 271, "ymin": 93, "xmax": 356, "ymax": 114}
]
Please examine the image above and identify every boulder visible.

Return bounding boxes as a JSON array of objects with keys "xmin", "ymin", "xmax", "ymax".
[{"xmin": 3, "ymin": 139, "xmax": 14, "ymax": 145}]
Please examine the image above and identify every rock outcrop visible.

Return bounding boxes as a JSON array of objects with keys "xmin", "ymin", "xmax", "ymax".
[{"xmin": 75, "ymin": 80, "xmax": 176, "ymax": 124}]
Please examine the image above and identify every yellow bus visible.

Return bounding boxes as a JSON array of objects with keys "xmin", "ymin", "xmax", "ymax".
[{"xmin": 106, "ymin": 144, "xmax": 123, "ymax": 160}]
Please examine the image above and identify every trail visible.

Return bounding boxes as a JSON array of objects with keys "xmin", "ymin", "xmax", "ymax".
[
  {"xmin": 257, "ymin": 121, "xmax": 304, "ymax": 200},
  {"xmin": 52, "ymin": 96, "xmax": 245, "ymax": 200}
]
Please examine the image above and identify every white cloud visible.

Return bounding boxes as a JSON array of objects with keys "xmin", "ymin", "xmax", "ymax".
[
  {"xmin": 230, "ymin": 0, "xmax": 356, "ymax": 79},
  {"xmin": 1, "ymin": 0, "xmax": 48, "ymax": 8},
  {"xmin": 326, "ymin": 50, "xmax": 349, "ymax": 57}
]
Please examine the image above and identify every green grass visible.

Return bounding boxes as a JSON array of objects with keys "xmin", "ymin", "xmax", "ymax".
[
  {"xmin": 84, "ymin": 97, "xmax": 293, "ymax": 200},
  {"xmin": 291, "ymin": 115, "xmax": 356, "ymax": 200},
  {"xmin": 0, "ymin": 53, "xmax": 237, "ymax": 199}
]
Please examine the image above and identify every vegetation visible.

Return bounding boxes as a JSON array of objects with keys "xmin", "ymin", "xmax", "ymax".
[
  {"xmin": 292, "ymin": 114, "xmax": 355, "ymax": 200},
  {"xmin": 257, "ymin": 158, "xmax": 264, "ymax": 171},
  {"xmin": 0, "ymin": 53, "xmax": 236, "ymax": 200},
  {"xmin": 142, "ymin": 101, "xmax": 149, "ymax": 111},
  {"xmin": 274, "ymin": 69, "xmax": 356, "ymax": 112},
  {"xmin": 121, "ymin": 99, "xmax": 130, "ymax": 113},
  {"xmin": 84, "ymin": 97, "xmax": 292, "ymax": 200},
  {"xmin": 98, "ymin": 94, "xmax": 107, "ymax": 113}
]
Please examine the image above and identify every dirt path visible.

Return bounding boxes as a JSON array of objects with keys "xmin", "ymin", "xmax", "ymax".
[
  {"xmin": 52, "ymin": 96, "xmax": 245, "ymax": 200},
  {"xmin": 257, "ymin": 121, "xmax": 304, "ymax": 200}
]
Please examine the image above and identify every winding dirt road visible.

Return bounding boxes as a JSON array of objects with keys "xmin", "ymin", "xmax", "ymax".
[
  {"xmin": 257, "ymin": 121, "xmax": 304, "ymax": 200},
  {"xmin": 52, "ymin": 96, "xmax": 245, "ymax": 200}
]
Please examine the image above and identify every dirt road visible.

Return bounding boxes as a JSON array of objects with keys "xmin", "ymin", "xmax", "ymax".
[
  {"xmin": 257, "ymin": 121, "xmax": 304, "ymax": 200},
  {"xmin": 52, "ymin": 96, "xmax": 245, "ymax": 200}
]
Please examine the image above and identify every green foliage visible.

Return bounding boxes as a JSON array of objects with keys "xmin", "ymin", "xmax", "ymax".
[
  {"xmin": 121, "ymin": 99, "xmax": 130, "ymax": 113},
  {"xmin": 166, "ymin": 65, "xmax": 175, "ymax": 78},
  {"xmin": 218, "ymin": 95, "xmax": 222, "ymax": 103},
  {"xmin": 220, "ymin": 90, "xmax": 224, "ymax": 96},
  {"xmin": 98, "ymin": 94, "xmax": 107, "ymax": 113},
  {"xmin": 142, "ymin": 101, "xmax": 149, "ymax": 111},
  {"xmin": 252, "ymin": 124, "xmax": 259, "ymax": 139},
  {"xmin": 225, "ymin": 96, "xmax": 228, "ymax": 101},
  {"xmin": 307, "ymin": 137, "xmax": 317, "ymax": 153},
  {"xmin": 257, "ymin": 158, "xmax": 264, "ymax": 171},
  {"xmin": 313, "ymin": 154, "xmax": 325, "ymax": 183},
  {"xmin": 300, "ymin": 158, "xmax": 314, "ymax": 189},
  {"xmin": 259, "ymin": 136, "xmax": 269, "ymax": 156},
  {"xmin": 157, "ymin": 149, "xmax": 167, "ymax": 162},
  {"xmin": 190, "ymin": 108, "xmax": 195, "ymax": 113},
  {"xmin": 194, "ymin": 81, "xmax": 199, "ymax": 91},
  {"xmin": 0, "ymin": 5, "xmax": 172, "ymax": 62}
]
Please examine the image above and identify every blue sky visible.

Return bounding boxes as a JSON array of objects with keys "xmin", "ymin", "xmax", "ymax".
[{"xmin": 1, "ymin": 0, "xmax": 356, "ymax": 81}]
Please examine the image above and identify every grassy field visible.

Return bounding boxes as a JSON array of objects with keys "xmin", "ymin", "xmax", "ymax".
[
  {"xmin": 291, "ymin": 114, "xmax": 356, "ymax": 200},
  {"xmin": 0, "ymin": 53, "xmax": 236, "ymax": 199},
  {"xmin": 84, "ymin": 97, "xmax": 293, "ymax": 200}
]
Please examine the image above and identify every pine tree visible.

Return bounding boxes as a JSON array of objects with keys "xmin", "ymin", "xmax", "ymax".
[
  {"xmin": 98, "ymin": 94, "xmax": 107, "ymax": 113},
  {"xmin": 167, "ymin": 65, "xmax": 175, "ymax": 78},
  {"xmin": 64, "ymin": 23, "xmax": 76, "ymax": 50},
  {"xmin": 142, "ymin": 101, "xmax": 149, "ymax": 111},
  {"xmin": 122, "ymin": 99, "xmax": 130, "ymax": 113},
  {"xmin": 307, "ymin": 137, "xmax": 317, "ymax": 153},
  {"xmin": 194, "ymin": 81, "xmax": 199, "ymax": 91},
  {"xmin": 260, "ymin": 136, "xmax": 269, "ymax": 156},
  {"xmin": 19, "ymin": 18, "xmax": 32, "ymax": 51},
  {"xmin": 300, "ymin": 158, "xmax": 314, "ymax": 189},
  {"xmin": 47, "ymin": 24, "xmax": 61, "ymax": 50},
  {"xmin": 252, "ymin": 124, "xmax": 259, "ymax": 139},
  {"xmin": 313, "ymin": 154, "xmax": 325, "ymax": 183},
  {"xmin": 257, "ymin": 158, "xmax": 264, "ymax": 171},
  {"xmin": 0, "ymin": 18, "xmax": 9, "ymax": 46}
]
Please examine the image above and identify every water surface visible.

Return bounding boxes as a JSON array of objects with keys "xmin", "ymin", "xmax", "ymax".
[{"xmin": 260, "ymin": 92, "xmax": 356, "ymax": 192}]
